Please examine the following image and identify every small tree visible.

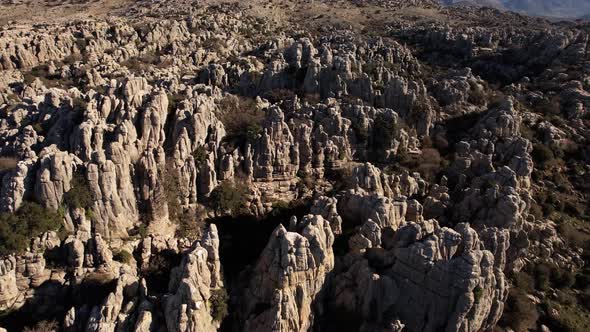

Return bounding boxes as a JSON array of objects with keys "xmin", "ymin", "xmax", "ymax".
[
  {"xmin": 473, "ymin": 286, "xmax": 484, "ymax": 304},
  {"xmin": 532, "ymin": 144, "xmax": 554, "ymax": 165},
  {"xmin": 0, "ymin": 201, "xmax": 63, "ymax": 256},
  {"xmin": 217, "ymin": 95, "xmax": 264, "ymax": 147},
  {"xmin": 113, "ymin": 250, "xmax": 133, "ymax": 264},
  {"xmin": 64, "ymin": 172, "xmax": 93, "ymax": 210},
  {"xmin": 163, "ymin": 160, "xmax": 183, "ymax": 225},
  {"xmin": 209, "ymin": 181, "xmax": 249, "ymax": 216},
  {"xmin": 210, "ymin": 288, "xmax": 229, "ymax": 322},
  {"xmin": 192, "ymin": 145, "xmax": 208, "ymax": 168}
]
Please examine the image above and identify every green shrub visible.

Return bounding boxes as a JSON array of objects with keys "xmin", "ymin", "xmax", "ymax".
[
  {"xmin": 175, "ymin": 205, "xmax": 207, "ymax": 240},
  {"xmin": 372, "ymin": 113, "xmax": 397, "ymax": 148},
  {"xmin": 137, "ymin": 224, "xmax": 148, "ymax": 239},
  {"xmin": 167, "ymin": 93, "xmax": 184, "ymax": 114},
  {"xmin": 270, "ymin": 200, "xmax": 290, "ymax": 217},
  {"xmin": 532, "ymin": 144, "xmax": 554, "ymax": 165},
  {"xmin": 467, "ymin": 82, "xmax": 487, "ymax": 106},
  {"xmin": 473, "ymin": 286, "xmax": 484, "ymax": 304},
  {"xmin": 245, "ymin": 122, "xmax": 263, "ymax": 143},
  {"xmin": 535, "ymin": 263, "xmax": 552, "ymax": 291},
  {"xmin": 75, "ymin": 38, "xmax": 88, "ymax": 52},
  {"xmin": 558, "ymin": 222, "xmax": 590, "ymax": 251},
  {"xmin": 210, "ymin": 288, "xmax": 229, "ymax": 322},
  {"xmin": 552, "ymin": 268, "xmax": 577, "ymax": 289},
  {"xmin": 113, "ymin": 250, "xmax": 133, "ymax": 264},
  {"xmin": 513, "ymin": 270, "xmax": 535, "ymax": 292},
  {"xmin": 217, "ymin": 95, "xmax": 264, "ymax": 147},
  {"xmin": 537, "ymin": 96, "xmax": 562, "ymax": 116},
  {"xmin": 520, "ymin": 123, "xmax": 536, "ymax": 141},
  {"xmin": 263, "ymin": 89, "xmax": 296, "ymax": 103},
  {"xmin": 296, "ymin": 170, "xmax": 315, "ymax": 192},
  {"xmin": 350, "ymin": 121, "xmax": 368, "ymax": 144},
  {"xmin": 163, "ymin": 161, "xmax": 183, "ymax": 225},
  {"xmin": 576, "ymin": 269, "xmax": 590, "ymax": 290},
  {"xmin": 209, "ymin": 181, "xmax": 249, "ymax": 215},
  {"xmin": 500, "ymin": 290, "xmax": 539, "ymax": 331},
  {"xmin": 0, "ymin": 201, "xmax": 63, "ymax": 256},
  {"xmin": 85, "ymin": 209, "xmax": 95, "ymax": 221},
  {"xmin": 545, "ymin": 300, "xmax": 590, "ymax": 332},
  {"xmin": 64, "ymin": 172, "xmax": 93, "ymax": 210},
  {"xmin": 71, "ymin": 97, "xmax": 87, "ymax": 125},
  {"xmin": 192, "ymin": 145, "xmax": 209, "ymax": 168},
  {"xmin": 23, "ymin": 320, "xmax": 59, "ymax": 332}
]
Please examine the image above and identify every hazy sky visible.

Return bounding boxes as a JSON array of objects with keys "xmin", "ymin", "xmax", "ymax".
[{"xmin": 445, "ymin": 0, "xmax": 590, "ymax": 18}]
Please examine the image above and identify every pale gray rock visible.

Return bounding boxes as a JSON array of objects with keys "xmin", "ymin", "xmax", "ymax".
[
  {"xmin": 34, "ymin": 145, "xmax": 82, "ymax": 210},
  {"xmin": 241, "ymin": 215, "xmax": 334, "ymax": 332},
  {"xmin": 310, "ymin": 196, "xmax": 343, "ymax": 235},
  {"xmin": 164, "ymin": 244, "xmax": 217, "ymax": 332}
]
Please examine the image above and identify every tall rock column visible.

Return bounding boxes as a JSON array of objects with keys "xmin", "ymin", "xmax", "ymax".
[{"xmin": 241, "ymin": 215, "xmax": 335, "ymax": 332}]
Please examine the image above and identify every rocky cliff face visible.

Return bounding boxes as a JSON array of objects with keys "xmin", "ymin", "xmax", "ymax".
[
  {"xmin": 0, "ymin": 1, "xmax": 589, "ymax": 331},
  {"xmin": 240, "ymin": 215, "xmax": 334, "ymax": 331}
]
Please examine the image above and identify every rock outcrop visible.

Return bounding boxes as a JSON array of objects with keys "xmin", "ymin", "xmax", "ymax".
[{"xmin": 240, "ymin": 215, "xmax": 335, "ymax": 331}]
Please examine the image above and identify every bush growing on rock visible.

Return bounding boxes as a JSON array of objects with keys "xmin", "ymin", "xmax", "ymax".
[
  {"xmin": 0, "ymin": 202, "xmax": 63, "ymax": 256},
  {"xmin": 537, "ymin": 96, "xmax": 562, "ymax": 116},
  {"xmin": 176, "ymin": 205, "xmax": 207, "ymax": 239},
  {"xmin": 218, "ymin": 95, "xmax": 264, "ymax": 147},
  {"xmin": 373, "ymin": 113, "xmax": 396, "ymax": 148},
  {"xmin": 350, "ymin": 121, "xmax": 368, "ymax": 144},
  {"xmin": 163, "ymin": 161, "xmax": 183, "ymax": 226},
  {"xmin": 535, "ymin": 263, "xmax": 552, "ymax": 291},
  {"xmin": 467, "ymin": 81, "xmax": 488, "ymax": 106},
  {"xmin": 23, "ymin": 320, "xmax": 59, "ymax": 332},
  {"xmin": 192, "ymin": 145, "xmax": 209, "ymax": 167},
  {"xmin": 369, "ymin": 112, "xmax": 399, "ymax": 161},
  {"xmin": 473, "ymin": 286, "xmax": 484, "ymax": 304},
  {"xmin": 263, "ymin": 89, "xmax": 296, "ymax": 103},
  {"xmin": 499, "ymin": 287, "xmax": 539, "ymax": 332},
  {"xmin": 296, "ymin": 170, "xmax": 316, "ymax": 193},
  {"xmin": 209, "ymin": 181, "xmax": 249, "ymax": 216},
  {"xmin": 210, "ymin": 288, "xmax": 229, "ymax": 322},
  {"xmin": 64, "ymin": 172, "xmax": 93, "ymax": 210},
  {"xmin": 167, "ymin": 93, "xmax": 185, "ymax": 113},
  {"xmin": 137, "ymin": 224, "xmax": 148, "ymax": 239},
  {"xmin": 559, "ymin": 221, "xmax": 590, "ymax": 251},
  {"xmin": 532, "ymin": 144, "xmax": 554, "ymax": 165},
  {"xmin": 113, "ymin": 250, "xmax": 133, "ymax": 264},
  {"xmin": 270, "ymin": 200, "xmax": 290, "ymax": 217}
]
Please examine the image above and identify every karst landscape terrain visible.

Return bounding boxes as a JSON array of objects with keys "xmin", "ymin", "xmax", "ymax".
[{"xmin": 0, "ymin": 0, "xmax": 589, "ymax": 331}]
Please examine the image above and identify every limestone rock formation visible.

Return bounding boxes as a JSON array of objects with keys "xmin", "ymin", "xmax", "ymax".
[
  {"xmin": 0, "ymin": 1, "xmax": 589, "ymax": 331},
  {"xmin": 241, "ymin": 215, "xmax": 335, "ymax": 332}
]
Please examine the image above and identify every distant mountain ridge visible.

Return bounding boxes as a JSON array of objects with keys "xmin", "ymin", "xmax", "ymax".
[{"xmin": 441, "ymin": 0, "xmax": 590, "ymax": 18}]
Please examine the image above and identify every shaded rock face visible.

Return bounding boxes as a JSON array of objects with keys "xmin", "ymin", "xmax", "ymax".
[
  {"xmin": 240, "ymin": 215, "xmax": 335, "ymax": 332},
  {"xmin": 164, "ymin": 244, "xmax": 216, "ymax": 332},
  {"xmin": 57, "ymin": 224, "xmax": 222, "ymax": 332},
  {"xmin": 328, "ymin": 221, "xmax": 507, "ymax": 332}
]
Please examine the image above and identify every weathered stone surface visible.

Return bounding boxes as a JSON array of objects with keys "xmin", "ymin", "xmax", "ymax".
[{"xmin": 241, "ymin": 215, "xmax": 334, "ymax": 332}]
